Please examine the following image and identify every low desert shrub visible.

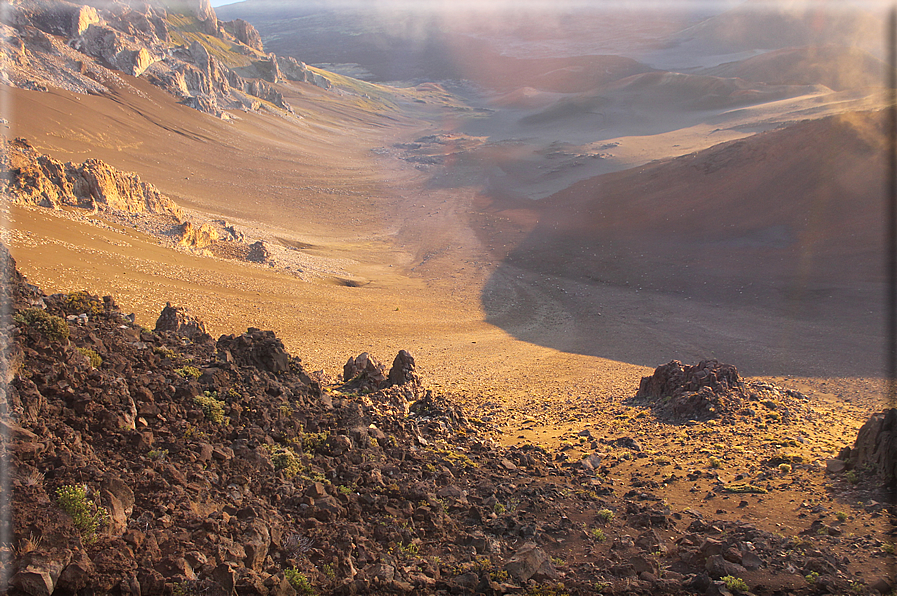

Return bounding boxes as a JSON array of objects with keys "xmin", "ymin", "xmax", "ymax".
[
  {"xmin": 76, "ymin": 347, "xmax": 102, "ymax": 368},
  {"xmin": 56, "ymin": 484, "xmax": 108, "ymax": 543},
  {"xmin": 194, "ymin": 391, "xmax": 226, "ymax": 424},
  {"xmin": 15, "ymin": 308, "xmax": 69, "ymax": 342}
]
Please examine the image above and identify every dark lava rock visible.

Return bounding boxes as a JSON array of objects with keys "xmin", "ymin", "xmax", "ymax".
[
  {"xmin": 154, "ymin": 302, "xmax": 210, "ymax": 341},
  {"xmin": 847, "ymin": 408, "xmax": 897, "ymax": 480},
  {"xmin": 635, "ymin": 359, "xmax": 744, "ymax": 420}
]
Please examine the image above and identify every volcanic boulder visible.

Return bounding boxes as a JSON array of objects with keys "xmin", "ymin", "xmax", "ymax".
[
  {"xmin": 847, "ymin": 408, "xmax": 897, "ymax": 481},
  {"xmin": 636, "ymin": 359, "xmax": 744, "ymax": 420},
  {"xmin": 154, "ymin": 302, "xmax": 210, "ymax": 341},
  {"xmin": 342, "ymin": 352, "xmax": 387, "ymax": 392},
  {"xmin": 216, "ymin": 328, "xmax": 291, "ymax": 374}
]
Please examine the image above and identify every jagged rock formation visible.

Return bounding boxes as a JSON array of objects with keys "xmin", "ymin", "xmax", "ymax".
[
  {"xmin": 634, "ymin": 359, "xmax": 810, "ymax": 424},
  {"xmin": 636, "ymin": 359, "xmax": 744, "ymax": 420},
  {"xmin": 845, "ymin": 408, "xmax": 897, "ymax": 481},
  {"xmin": 245, "ymin": 240, "xmax": 269, "ymax": 263},
  {"xmin": 1, "ymin": 138, "xmax": 184, "ymax": 218},
  {"xmin": 388, "ymin": 349, "xmax": 419, "ymax": 387},
  {"xmin": 342, "ymin": 352, "xmax": 388, "ymax": 392},
  {"xmin": 154, "ymin": 302, "xmax": 210, "ymax": 340},
  {"xmin": 175, "ymin": 220, "xmax": 219, "ymax": 249},
  {"xmin": 1, "ymin": 247, "xmax": 889, "ymax": 595},
  {"xmin": 0, "ymin": 0, "xmax": 333, "ymax": 117},
  {"xmin": 222, "ymin": 18, "xmax": 263, "ymax": 52}
]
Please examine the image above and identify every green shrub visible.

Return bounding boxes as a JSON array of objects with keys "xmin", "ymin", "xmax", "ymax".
[
  {"xmin": 63, "ymin": 291, "xmax": 103, "ymax": 316},
  {"xmin": 76, "ymin": 347, "xmax": 102, "ymax": 368},
  {"xmin": 722, "ymin": 483, "xmax": 768, "ymax": 494},
  {"xmin": 265, "ymin": 445, "xmax": 304, "ymax": 477},
  {"xmin": 56, "ymin": 484, "xmax": 108, "ymax": 542},
  {"xmin": 15, "ymin": 308, "xmax": 69, "ymax": 342},
  {"xmin": 176, "ymin": 366, "xmax": 201, "ymax": 379},
  {"xmin": 194, "ymin": 391, "xmax": 226, "ymax": 424},
  {"xmin": 721, "ymin": 575, "xmax": 749, "ymax": 592},
  {"xmin": 284, "ymin": 568, "xmax": 314, "ymax": 595},
  {"xmin": 596, "ymin": 508, "xmax": 614, "ymax": 523},
  {"xmin": 590, "ymin": 527, "xmax": 607, "ymax": 542}
]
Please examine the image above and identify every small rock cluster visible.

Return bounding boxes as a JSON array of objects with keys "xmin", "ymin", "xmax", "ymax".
[
  {"xmin": 634, "ymin": 360, "xmax": 811, "ymax": 424},
  {"xmin": 1, "ymin": 244, "xmax": 891, "ymax": 595}
]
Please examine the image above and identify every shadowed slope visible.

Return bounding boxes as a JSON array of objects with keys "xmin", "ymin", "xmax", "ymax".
[{"xmin": 480, "ymin": 112, "xmax": 886, "ymax": 377}]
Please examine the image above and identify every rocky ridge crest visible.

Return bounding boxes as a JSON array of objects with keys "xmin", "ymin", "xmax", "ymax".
[
  {"xmin": 1, "ymin": 137, "xmax": 184, "ymax": 219},
  {"xmin": 0, "ymin": 0, "xmax": 332, "ymax": 117}
]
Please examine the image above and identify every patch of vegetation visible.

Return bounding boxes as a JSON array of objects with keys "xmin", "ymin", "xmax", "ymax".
[
  {"xmin": 63, "ymin": 290, "xmax": 103, "ymax": 316},
  {"xmin": 589, "ymin": 527, "xmax": 607, "ymax": 542},
  {"xmin": 425, "ymin": 443, "xmax": 477, "ymax": 470},
  {"xmin": 75, "ymin": 347, "xmax": 103, "ymax": 368},
  {"xmin": 55, "ymin": 484, "xmax": 109, "ymax": 543},
  {"xmin": 846, "ymin": 470, "xmax": 859, "ymax": 484},
  {"xmin": 835, "ymin": 511, "xmax": 848, "ymax": 522},
  {"xmin": 721, "ymin": 575, "xmax": 749, "ymax": 592},
  {"xmin": 176, "ymin": 365, "xmax": 202, "ymax": 379},
  {"xmin": 284, "ymin": 568, "xmax": 314, "ymax": 595},
  {"xmin": 153, "ymin": 346, "xmax": 179, "ymax": 360},
  {"xmin": 805, "ymin": 571, "xmax": 819, "ymax": 584},
  {"xmin": 390, "ymin": 541, "xmax": 420, "ymax": 559},
  {"xmin": 494, "ymin": 502, "xmax": 506, "ymax": 515},
  {"xmin": 147, "ymin": 449, "xmax": 168, "ymax": 461},
  {"xmin": 525, "ymin": 585, "xmax": 572, "ymax": 596},
  {"xmin": 194, "ymin": 391, "xmax": 226, "ymax": 424},
  {"xmin": 321, "ymin": 564, "xmax": 335, "ymax": 582},
  {"xmin": 778, "ymin": 463, "xmax": 792, "ymax": 474},
  {"xmin": 596, "ymin": 508, "xmax": 614, "ymax": 523},
  {"xmin": 722, "ymin": 483, "xmax": 768, "ymax": 494},
  {"xmin": 708, "ymin": 456, "xmax": 723, "ymax": 469},
  {"xmin": 15, "ymin": 308, "xmax": 69, "ymax": 342},
  {"xmin": 265, "ymin": 444, "xmax": 304, "ymax": 477},
  {"xmin": 300, "ymin": 430, "xmax": 329, "ymax": 454}
]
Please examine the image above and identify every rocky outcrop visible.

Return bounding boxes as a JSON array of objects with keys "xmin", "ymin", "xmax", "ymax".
[
  {"xmin": 216, "ymin": 328, "xmax": 294, "ymax": 375},
  {"xmin": 636, "ymin": 359, "xmax": 744, "ymax": 420},
  {"xmin": 223, "ymin": 18, "xmax": 263, "ymax": 52},
  {"xmin": 846, "ymin": 409, "xmax": 897, "ymax": 480},
  {"xmin": 1, "ymin": 138, "xmax": 183, "ymax": 219},
  {"xmin": 276, "ymin": 55, "xmax": 332, "ymax": 89},
  {"xmin": 342, "ymin": 352, "xmax": 388, "ymax": 392},
  {"xmin": 176, "ymin": 221, "xmax": 219, "ymax": 249},
  {"xmin": 154, "ymin": 302, "xmax": 210, "ymax": 340},
  {"xmin": 388, "ymin": 349, "xmax": 419, "ymax": 386},
  {"xmin": 245, "ymin": 240, "xmax": 269, "ymax": 263},
  {"xmin": 0, "ymin": 0, "xmax": 308, "ymax": 118}
]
